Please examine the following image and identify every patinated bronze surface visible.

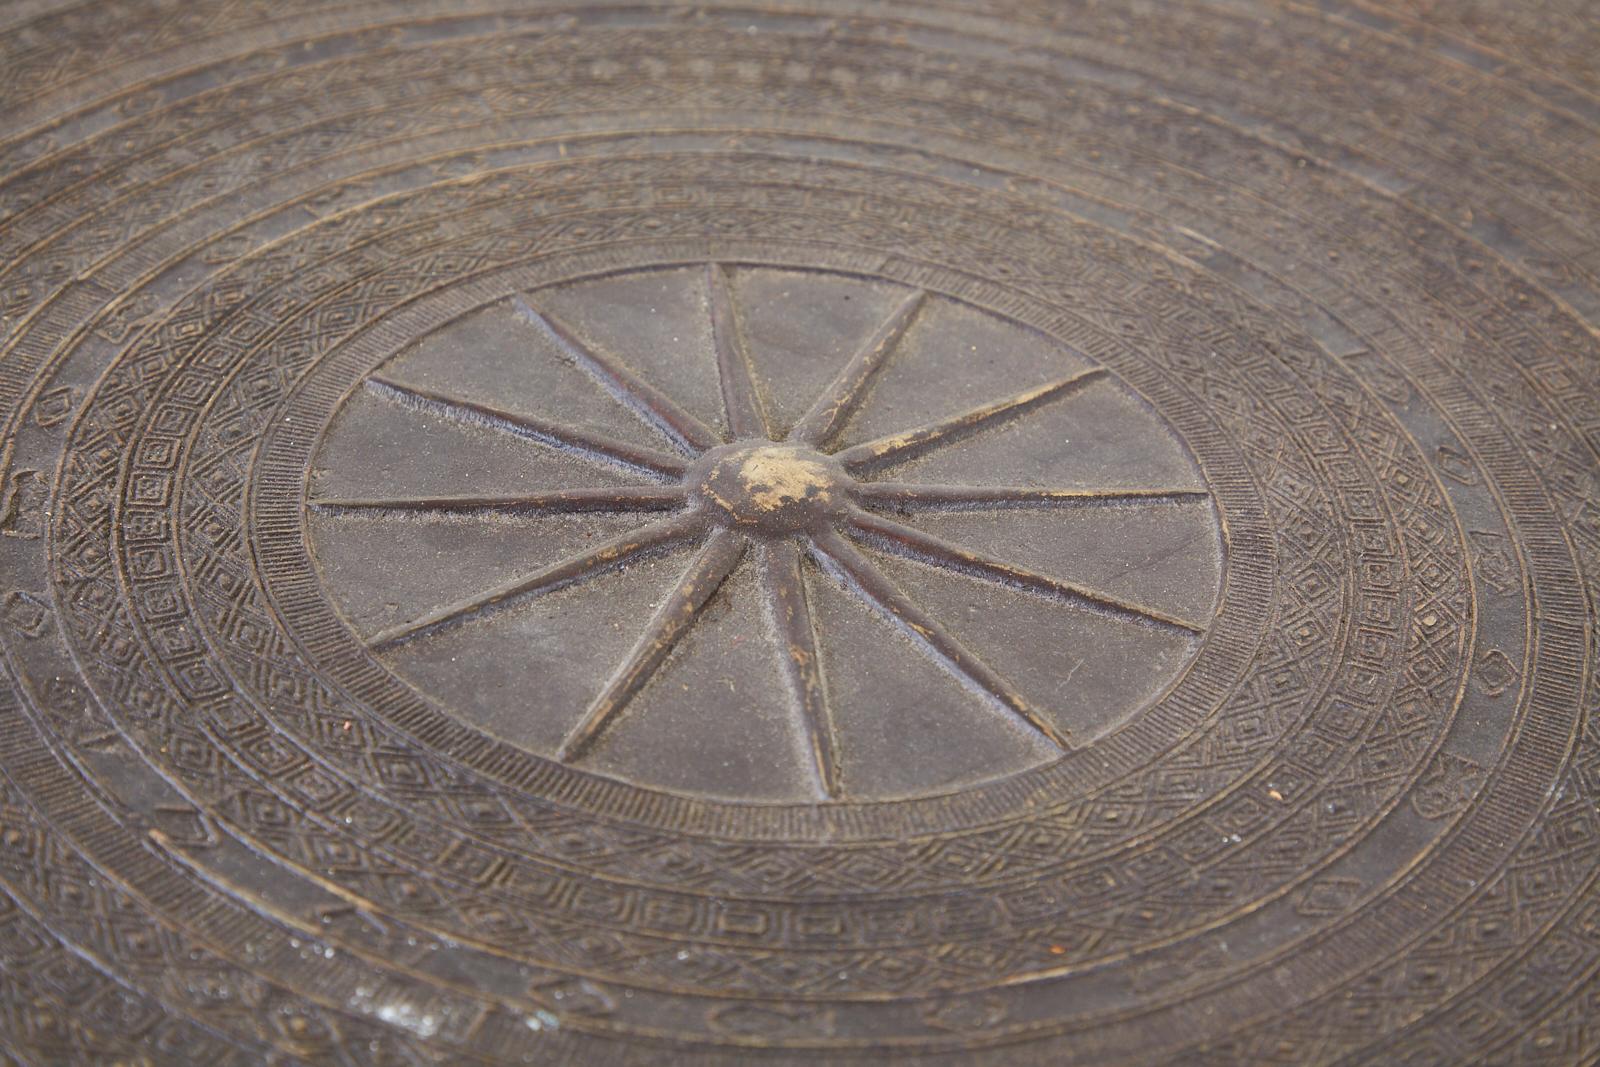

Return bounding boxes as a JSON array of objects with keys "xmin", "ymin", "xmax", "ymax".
[{"xmin": 0, "ymin": 1, "xmax": 1597, "ymax": 1063}]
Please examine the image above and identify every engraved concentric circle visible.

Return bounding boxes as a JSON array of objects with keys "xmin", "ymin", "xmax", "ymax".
[
  {"xmin": 302, "ymin": 263, "xmax": 1224, "ymax": 802},
  {"xmin": 0, "ymin": 2, "xmax": 1594, "ymax": 1065}
]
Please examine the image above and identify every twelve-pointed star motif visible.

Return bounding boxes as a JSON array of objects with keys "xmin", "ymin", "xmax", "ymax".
[{"xmin": 310, "ymin": 265, "xmax": 1213, "ymax": 799}]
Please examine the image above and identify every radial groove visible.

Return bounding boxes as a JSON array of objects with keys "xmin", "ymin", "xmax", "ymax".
[
  {"xmin": 762, "ymin": 540, "xmax": 841, "ymax": 799},
  {"xmin": 790, "ymin": 289, "xmax": 926, "ymax": 448},
  {"xmin": 559, "ymin": 530, "xmax": 748, "ymax": 762},
  {"xmin": 364, "ymin": 376, "xmax": 686, "ymax": 479},
  {"xmin": 510, "ymin": 295, "xmax": 722, "ymax": 454},
  {"xmin": 834, "ymin": 367, "xmax": 1108, "ymax": 473},
  {"xmin": 366, "ymin": 512, "xmax": 705, "ymax": 650},
  {"xmin": 852, "ymin": 483, "xmax": 1211, "ymax": 510},
  {"xmin": 808, "ymin": 528, "xmax": 1071, "ymax": 750},
  {"xmin": 845, "ymin": 508, "xmax": 1208, "ymax": 635},
  {"xmin": 309, "ymin": 486, "xmax": 687, "ymax": 517},
  {"xmin": 707, "ymin": 264, "xmax": 769, "ymax": 439}
]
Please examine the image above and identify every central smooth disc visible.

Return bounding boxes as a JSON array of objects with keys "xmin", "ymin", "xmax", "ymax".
[{"xmin": 692, "ymin": 442, "xmax": 850, "ymax": 533}]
